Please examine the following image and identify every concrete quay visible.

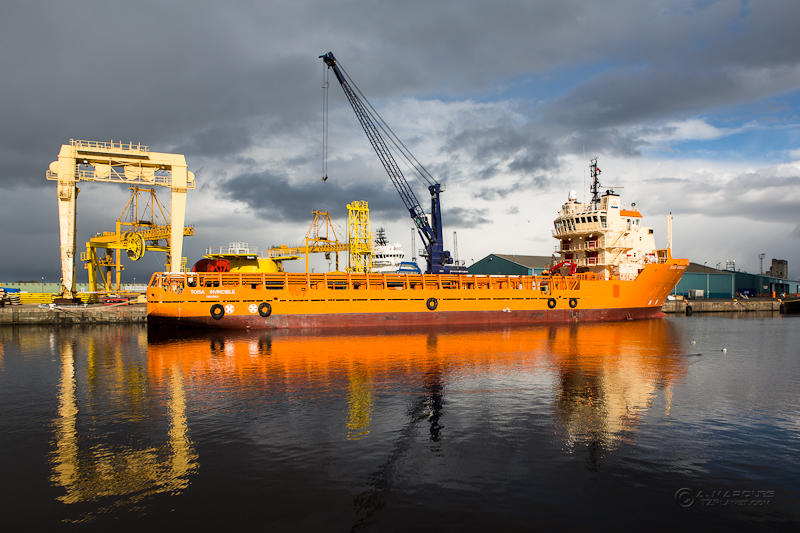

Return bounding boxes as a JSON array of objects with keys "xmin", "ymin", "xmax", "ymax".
[
  {"xmin": 0, "ymin": 304, "xmax": 146, "ymax": 325},
  {"xmin": 662, "ymin": 298, "xmax": 783, "ymax": 314}
]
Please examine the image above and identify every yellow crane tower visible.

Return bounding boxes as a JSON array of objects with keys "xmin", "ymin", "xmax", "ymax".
[
  {"xmin": 46, "ymin": 139, "xmax": 195, "ymax": 301},
  {"xmin": 81, "ymin": 187, "xmax": 195, "ymax": 295},
  {"xmin": 347, "ymin": 201, "xmax": 372, "ymax": 273}
]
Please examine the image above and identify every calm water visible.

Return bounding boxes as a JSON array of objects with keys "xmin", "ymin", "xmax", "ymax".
[{"xmin": 1, "ymin": 315, "xmax": 798, "ymax": 531}]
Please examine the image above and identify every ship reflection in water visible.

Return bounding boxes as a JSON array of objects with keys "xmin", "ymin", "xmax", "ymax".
[
  {"xmin": 38, "ymin": 319, "xmax": 687, "ymax": 524},
  {"xmin": 549, "ymin": 321, "xmax": 686, "ymax": 457},
  {"xmin": 151, "ymin": 320, "xmax": 685, "ymax": 490},
  {"xmin": 152, "ymin": 319, "xmax": 685, "ymax": 446}
]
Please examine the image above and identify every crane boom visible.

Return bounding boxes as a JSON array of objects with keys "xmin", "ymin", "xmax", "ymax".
[{"xmin": 320, "ymin": 51, "xmax": 461, "ymax": 274}]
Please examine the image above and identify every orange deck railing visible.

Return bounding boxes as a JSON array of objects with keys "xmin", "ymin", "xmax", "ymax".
[{"xmin": 149, "ymin": 271, "xmax": 590, "ymax": 294}]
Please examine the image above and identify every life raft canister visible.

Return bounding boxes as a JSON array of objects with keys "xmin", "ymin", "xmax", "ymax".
[{"xmin": 426, "ymin": 297, "xmax": 438, "ymax": 311}]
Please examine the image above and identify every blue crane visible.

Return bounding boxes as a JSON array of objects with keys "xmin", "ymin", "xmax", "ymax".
[{"xmin": 320, "ymin": 51, "xmax": 465, "ymax": 275}]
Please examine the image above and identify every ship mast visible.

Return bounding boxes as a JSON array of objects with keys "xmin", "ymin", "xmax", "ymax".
[
  {"xmin": 375, "ymin": 227, "xmax": 388, "ymax": 246},
  {"xmin": 589, "ymin": 158, "xmax": 602, "ymax": 208}
]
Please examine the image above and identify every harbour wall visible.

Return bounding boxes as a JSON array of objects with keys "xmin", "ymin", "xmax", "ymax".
[
  {"xmin": 0, "ymin": 304, "xmax": 146, "ymax": 325},
  {"xmin": 662, "ymin": 299, "xmax": 782, "ymax": 314}
]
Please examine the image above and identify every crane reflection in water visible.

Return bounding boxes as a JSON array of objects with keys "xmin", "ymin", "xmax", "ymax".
[{"xmin": 49, "ymin": 328, "xmax": 197, "ymax": 521}]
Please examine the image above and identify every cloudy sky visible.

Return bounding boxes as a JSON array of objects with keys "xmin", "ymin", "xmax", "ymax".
[{"xmin": 1, "ymin": 0, "xmax": 799, "ymax": 282}]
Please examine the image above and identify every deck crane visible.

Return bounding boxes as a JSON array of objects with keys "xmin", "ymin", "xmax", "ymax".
[{"xmin": 320, "ymin": 51, "xmax": 465, "ymax": 274}]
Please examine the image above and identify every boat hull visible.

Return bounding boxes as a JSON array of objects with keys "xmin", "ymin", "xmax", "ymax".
[
  {"xmin": 146, "ymin": 259, "xmax": 688, "ymax": 331},
  {"xmin": 147, "ymin": 306, "xmax": 665, "ymax": 331}
]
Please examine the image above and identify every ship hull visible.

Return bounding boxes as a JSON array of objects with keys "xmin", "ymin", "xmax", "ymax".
[
  {"xmin": 147, "ymin": 306, "xmax": 665, "ymax": 331},
  {"xmin": 146, "ymin": 259, "xmax": 687, "ymax": 331}
]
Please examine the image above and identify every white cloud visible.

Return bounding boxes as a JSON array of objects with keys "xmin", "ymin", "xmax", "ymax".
[{"xmin": 640, "ymin": 119, "xmax": 743, "ymax": 143}]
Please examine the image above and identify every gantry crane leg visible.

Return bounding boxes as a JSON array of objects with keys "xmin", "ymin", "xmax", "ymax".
[
  {"xmin": 169, "ymin": 166, "xmax": 188, "ymax": 273},
  {"xmin": 56, "ymin": 153, "xmax": 79, "ymax": 299}
]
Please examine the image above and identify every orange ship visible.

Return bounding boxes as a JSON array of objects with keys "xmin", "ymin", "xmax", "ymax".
[
  {"xmin": 146, "ymin": 256, "xmax": 686, "ymax": 330},
  {"xmin": 146, "ymin": 160, "xmax": 688, "ymax": 330}
]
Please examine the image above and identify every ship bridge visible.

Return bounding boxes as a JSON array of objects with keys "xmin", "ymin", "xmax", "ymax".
[{"xmin": 551, "ymin": 164, "xmax": 660, "ymax": 279}]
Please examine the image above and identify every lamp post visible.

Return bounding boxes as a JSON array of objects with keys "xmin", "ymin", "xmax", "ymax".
[{"xmin": 41, "ymin": 275, "xmax": 44, "ymax": 293}]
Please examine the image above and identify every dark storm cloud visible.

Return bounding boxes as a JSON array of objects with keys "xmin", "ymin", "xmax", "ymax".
[
  {"xmin": 507, "ymin": 151, "xmax": 558, "ymax": 174},
  {"xmin": 3, "ymin": 0, "xmax": 799, "ymax": 191},
  {"xmin": 646, "ymin": 171, "xmax": 800, "ymax": 223},
  {"xmin": 473, "ymin": 173, "xmax": 551, "ymax": 201},
  {"xmin": 0, "ymin": 1, "xmax": 320, "ymax": 188},
  {"xmin": 560, "ymin": 128, "xmax": 651, "ymax": 158},
  {"xmin": 537, "ymin": 2, "xmax": 800, "ymax": 134},
  {"xmin": 443, "ymin": 207, "xmax": 491, "ymax": 229},
  {"xmin": 444, "ymin": 125, "xmax": 532, "ymax": 162},
  {"xmin": 705, "ymin": 173, "xmax": 800, "ymax": 221},
  {"xmin": 175, "ymin": 121, "xmax": 260, "ymax": 158},
  {"xmin": 542, "ymin": 65, "xmax": 797, "ymax": 133},
  {"xmin": 442, "ymin": 124, "xmax": 560, "ymax": 185},
  {"xmin": 3, "ymin": 1, "xmax": 800, "ymax": 279},
  {"xmin": 223, "ymin": 169, "xmax": 408, "ymax": 222}
]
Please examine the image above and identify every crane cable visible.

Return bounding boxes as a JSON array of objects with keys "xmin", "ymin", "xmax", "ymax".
[
  {"xmin": 334, "ymin": 58, "xmax": 438, "ymax": 188},
  {"xmin": 322, "ymin": 63, "xmax": 329, "ymax": 182}
]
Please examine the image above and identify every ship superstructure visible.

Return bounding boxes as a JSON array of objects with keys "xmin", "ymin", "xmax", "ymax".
[
  {"xmin": 371, "ymin": 228, "xmax": 406, "ymax": 273},
  {"xmin": 553, "ymin": 159, "xmax": 661, "ymax": 281}
]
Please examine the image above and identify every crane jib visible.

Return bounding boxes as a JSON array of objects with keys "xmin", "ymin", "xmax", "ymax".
[{"xmin": 320, "ymin": 51, "xmax": 461, "ymax": 274}]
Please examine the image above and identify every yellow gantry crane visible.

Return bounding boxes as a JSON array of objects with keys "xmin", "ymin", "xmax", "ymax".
[
  {"xmin": 81, "ymin": 187, "xmax": 195, "ymax": 294},
  {"xmin": 267, "ymin": 210, "xmax": 348, "ymax": 272},
  {"xmin": 265, "ymin": 202, "xmax": 372, "ymax": 273},
  {"xmin": 46, "ymin": 139, "xmax": 195, "ymax": 300}
]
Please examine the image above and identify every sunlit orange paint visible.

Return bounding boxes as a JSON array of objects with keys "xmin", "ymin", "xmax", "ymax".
[
  {"xmin": 147, "ymin": 319, "xmax": 686, "ymax": 384},
  {"xmin": 146, "ymin": 257, "xmax": 689, "ymax": 330}
]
